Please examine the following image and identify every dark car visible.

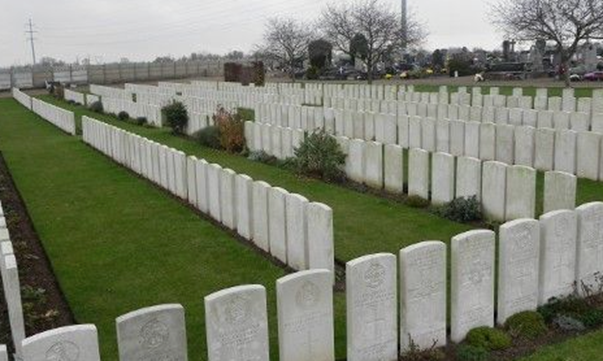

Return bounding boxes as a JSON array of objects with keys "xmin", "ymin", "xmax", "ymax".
[{"xmin": 584, "ymin": 71, "xmax": 603, "ymax": 81}]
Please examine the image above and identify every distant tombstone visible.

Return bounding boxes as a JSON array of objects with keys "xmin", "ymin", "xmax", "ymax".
[
  {"xmin": 252, "ymin": 181, "xmax": 271, "ymax": 252},
  {"xmin": 464, "ymin": 122, "xmax": 480, "ymax": 158},
  {"xmin": 456, "ymin": 157, "xmax": 482, "ymax": 200},
  {"xmin": 451, "ymin": 230, "xmax": 495, "ymax": 342},
  {"xmin": 409, "ymin": 116, "xmax": 422, "ymax": 149},
  {"xmin": 364, "ymin": 142, "xmax": 384, "ymax": 189},
  {"xmin": 399, "ymin": 242, "xmax": 447, "ymax": 350},
  {"xmin": 449, "ymin": 120, "xmax": 465, "ymax": 157},
  {"xmin": 523, "ymin": 110, "xmax": 538, "ymax": 128},
  {"xmin": 286, "ymin": 194, "xmax": 309, "ymax": 270},
  {"xmin": 397, "ymin": 115, "xmax": 410, "ymax": 149},
  {"xmin": 495, "ymin": 124, "xmax": 515, "ymax": 165},
  {"xmin": 534, "ymin": 128, "xmax": 555, "ymax": 171},
  {"xmin": 543, "ymin": 171, "xmax": 577, "ymax": 213},
  {"xmin": 435, "ymin": 119, "xmax": 450, "ymax": 153},
  {"xmin": 236, "ymin": 174, "xmax": 254, "ymax": 240},
  {"xmin": 22, "ymin": 325, "xmax": 100, "ymax": 361},
  {"xmin": 553, "ymin": 112, "xmax": 570, "ymax": 130},
  {"xmin": 204, "ymin": 285, "xmax": 269, "ymax": 361},
  {"xmin": 306, "ymin": 203, "xmax": 335, "ymax": 280},
  {"xmin": 408, "ymin": 149, "xmax": 429, "ymax": 200},
  {"xmin": 207, "ymin": 163, "xmax": 222, "ymax": 222},
  {"xmin": 116, "ymin": 304, "xmax": 187, "ymax": 361},
  {"xmin": 220, "ymin": 169, "xmax": 237, "ymax": 230},
  {"xmin": 346, "ymin": 254, "xmax": 397, "ymax": 361},
  {"xmin": 537, "ymin": 110, "xmax": 554, "ymax": 129},
  {"xmin": 384, "ymin": 144, "xmax": 404, "ymax": 194},
  {"xmin": 482, "ymin": 161, "xmax": 507, "ymax": 222},
  {"xmin": 576, "ymin": 202, "xmax": 603, "ymax": 295},
  {"xmin": 505, "ymin": 166, "xmax": 536, "ymax": 221},
  {"xmin": 548, "ymin": 97, "xmax": 562, "ymax": 112},
  {"xmin": 277, "ymin": 270, "xmax": 334, "ymax": 361},
  {"xmin": 431, "ymin": 153, "xmax": 455, "ymax": 206},
  {"xmin": 3, "ymin": 255, "xmax": 25, "ymax": 358},
  {"xmin": 538, "ymin": 210, "xmax": 577, "ymax": 305},
  {"xmin": 196, "ymin": 159, "xmax": 209, "ymax": 213},
  {"xmin": 570, "ymin": 112, "xmax": 590, "ymax": 132},
  {"xmin": 554, "ymin": 130, "xmax": 577, "ymax": 174},
  {"xmin": 498, "ymin": 219, "xmax": 540, "ymax": 324},
  {"xmin": 268, "ymin": 187, "xmax": 289, "ymax": 264},
  {"xmin": 479, "ymin": 123, "xmax": 496, "ymax": 161},
  {"xmin": 347, "ymin": 139, "xmax": 365, "ymax": 183},
  {"xmin": 514, "ymin": 126, "xmax": 535, "ymax": 167}
]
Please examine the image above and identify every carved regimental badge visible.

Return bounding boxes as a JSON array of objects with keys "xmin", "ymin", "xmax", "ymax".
[
  {"xmin": 140, "ymin": 318, "xmax": 170, "ymax": 350},
  {"xmin": 46, "ymin": 341, "xmax": 80, "ymax": 361},
  {"xmin": 295, "ymin": 281, "xmax": 320, "ymax": 310}
]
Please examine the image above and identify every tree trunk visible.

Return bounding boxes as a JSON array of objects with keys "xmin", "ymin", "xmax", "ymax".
[
  {"xmin": 367, "ymin": 59, "xmax": 373, "ymax": 85},
  {"xmin": 562, "ymin": 59, "xmax": 571, "ymax": 87}
]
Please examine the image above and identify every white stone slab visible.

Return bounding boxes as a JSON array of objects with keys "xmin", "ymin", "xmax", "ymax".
[
  {"xmin": 397, "ymin": 115, "xmax": 410, "ymax": 149},
  {"xmin": 277, "ymin": 270, "xmax": 334, "ymax": 361},
  {"xmin": 544, "ymin": 171, "xmax": 577, "ymax": 213},
  {"xmin": 456, "ymin": 157, "xmax": 482, "ymax": 201},
  {"xmin": 22, "ymin": 325, "xmax": 100, "ymax": 361},
  {"xmin": 505, "ymin": 166, "xmax": 536, "ymax": 221},
  {"xmin": 464, "ymin": 122, "xmax": 480, "ymax": 158},
  {"xmin": 495, "ymin": 124, "xmax": 515, "ymax": 165},
  {"xmin": 286, "ymin": 194, "xmax": 309, "ymax": 270},
  {"xmin": 449, "ymin": 120, "xmax": 465, "ymax": 157},
  {"xmin": 421, "ymin": 118, "xmax": 436, "ymax": 152},
  {"xmin": 364, "ymin": 142, "xmax": 384, "ymax": 189},
  {"xmin": 409, "ymin": 116, "xmax": 422, "ymax": 149},
  {"xmin": 514, "ymin": 126, "xmax": 535, "ymax": 167},
  {"xmin": 306, "ymin": 203, "xmax": 334, "ymax": 280},
  {"xmin": 553, "ymin": 112, "xmax": 570, "ymax": 130},
  {"xmin": 3, "ymin": 255, "xmax": 24, "ymax": 358},
  {"xmin": 534, "ymin": 128, "xmax": 555, "ymax": 171},
  {"xmin": 252, "ymin": 181, "xmax": 271, "ymax": 252},
  {"xmin": 220, "ymin": 169, "xmax": 237, "ymax": 230},
  {"xmin": 451, "ymin": 230, "xmax": 495, "ymax": 342},
  {"xmin": 436, "ymin": 119, "xmax": 450, "ymax": 153},
  {"xmin": 479, "ymin": 123, "xmax": 496, "ymax": 161},
  {"xmin": 116, "ymin": 304, "xmax": 187, "ymax": 361},
  {"xmin": 207, "ymin": 163, "xmax": 222, "ymax": 222},
  {"xmin": 576, "ymin": 132, "xmax": 601, "ymax": 180},
  {"xmin": 236, "ymin": 174, "xmax": 254, "ymax": 240},
  {"xmin": 384, "ymin": 144, "xmax": 404, "ymax": 194},
  {"xmin": 408, "ymin": 148, "xmax": 429, "ymax": 200},
  {"xmin": 205, "ymin": 285, "xmax": 269, "ymax": 361},
  {"xmin": 347, "ymin": 139, "xmax": 365, "ymax": 183},
  {"xmin": 498, "ymin": 219, "xmax": 540, "ymax": 324},
  {"xmin": 482, "ymin": 161, "xmax": 507, "ymax": 222},
  {"xmin": 431, "ymin": 152, "xmax": 455, "ymax": 206},
  {"xmin": 537, "ymin": 110, "xmax": 554, "ymax": 129},
  {"xmin": 347, "ymin": 254, "xmax": 397, "ymax": 361},
  {"xmin": 399, "ymin": 242, "xmax": 447, "ymax": 351},
  {"xmin": 554, "ymin": 130, "xmax": 577, "ymax": 174},
  {"xmin": 576, "ymin": 202, "xmax": 603, "ymax": 295},
  {"xmin": 268, "ymin": 187, "xmax": 288, "ymax": 264},
  {"xmin": 538, "ymin": 210, "xmax": 577, "ymax": 305}
]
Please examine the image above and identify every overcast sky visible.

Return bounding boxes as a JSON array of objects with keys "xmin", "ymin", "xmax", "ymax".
[{"xmin": 0, "ymin": 0, "xmax": 503, "ymax": 67}]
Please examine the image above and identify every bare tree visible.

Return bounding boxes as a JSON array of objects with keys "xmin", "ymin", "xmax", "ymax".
[
  {"xmin": 258, "ymin": 17, "xmax": 313, "ymax": 81},
  {"xmin": 320, "ymin": 0, "xmax": 426, "ymax": 83},
  {"xmin": 491, "ymin": 0, "xmax": 603, "ymax": 86}
]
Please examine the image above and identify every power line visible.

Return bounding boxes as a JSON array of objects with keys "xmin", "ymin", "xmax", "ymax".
[{"xmin": 25, "ymin": 18, "xmax": 38, "ymax": 65}]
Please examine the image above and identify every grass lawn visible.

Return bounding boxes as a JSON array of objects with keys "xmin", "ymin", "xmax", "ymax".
[
  {"xmin": 519, "ymin": 329, "xmax": 603, "ymax": 361},
  {"xmin": 0, "ymin": 98, "xmax": 347, "ymax": 360},
  {"xmin": 40, "ymin": 95, "xmax": 475, "ymax": 262}
]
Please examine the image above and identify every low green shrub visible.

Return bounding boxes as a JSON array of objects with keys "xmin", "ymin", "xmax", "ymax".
[
  {"xmin": 538, "ymin": 295, "xmax": 603, "ymax": 328},
  {"xmin": 88, "ymin": 101, "xmax": 103, "ymax": 113},
  {"xmin": 194, "ymin": 126, "xmax": 221, "ymax": 149},
  {"xmin": 405, "ymin": 195, "xmax": 430, "ymax": 209},
  {"xmin": 465, "ymin": 326, "xmax": 512, "ymax": 351},
  {"xmin": 135, "ymin": 117, "xmax": 148, "ymax": 126},
  {"xmin": 117, "ymin": 111, "xmax": 130, "ymax": 121},
  {"xmin": 401, "ymin": 335, "xmax": 446, "ymax": 361},
  {"xmin": 505, "ymin": 311, "xmax": 547, "ymax": 339},
  {"xmin": 248, "ymin": 151, "xmax": 279, "ymax": 165},
  {"xmin": 237, "ymin": 107, "xmax": 255, "ymax": 121},
  {"xmin": 293, "ymin": 130, "xmax": 346, "ymax": 182},
  {"xmin": 436, "ymin": 196, "xmax": 482, "ymax": 222},
  {"xmin": 456, "ymin": 345, "xmax": 489, "ymax": 361},
  {"xmin": 162, "ymin": 101, "xmax": 189, "ymax": 134}
]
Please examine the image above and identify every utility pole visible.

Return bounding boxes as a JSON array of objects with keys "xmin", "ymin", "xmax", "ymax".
[
  {"xmin": 25, "ymin": 18, "xmax": 37, "ymax": 65},
  {"xmin": 401, "ymin": 0, "xmax": 408, "ymax": 49}
]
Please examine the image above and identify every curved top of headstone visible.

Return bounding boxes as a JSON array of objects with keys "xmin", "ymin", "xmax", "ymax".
[
  {"xmin": 237, "ymin": 174, "xmax": 253, "ymax": 182},
  {"xmin": 277, "ymin": 269, "xmax": 331, "ymax": 286},
  {"xmin": 254, "ymin": 180, "xmax": 271, "ymax": 188},
  {"xmin": 452, "ymin": 230, "xmax": 495, "ymax": 245},
  {"xmin": 22, "ymin": 324, "xmax": 100, "ymax": 361},
  {"xmin": 400, "ymin": 241, "xmax": 445, "ymax": 255},
  {"xmin": 271, "ymin": 187, "xmax": 289, "ymax": 196},
  {"xmin": 346, "ymin": 253, "xmax": 395, "ymax": 268},
  {"xmin": 205, "ymin": 284, "xmax": 265, "ymax": 303},
  {"xmin": 288, "ymin": 193, "xmax": 309, "ymax": 203},
  {"xmin": 501, "ymin": 218, "xmax": 539, "ymax": 230},
  {"xmin": 483, "ymin": 160, "xmax": 508, "ymax": 168},
  {"xmin": 116, "ymin": 304, "xmax": 184, "ymax": 324},
  {"xmin": 307, "ymin": 202, "xmax": 332, "ymax": 212},
  {"xmin": 576, "ymin": 201, "xmax": 603, "ymax": 213},
  {"xmin": 540, "ymin": 208, "xmax": 576, "ymax": 221}
]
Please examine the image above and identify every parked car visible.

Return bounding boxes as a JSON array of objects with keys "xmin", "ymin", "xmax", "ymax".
[{"xmin": 583, "ymin": 71, "xmax": 603, "ymax": 81}]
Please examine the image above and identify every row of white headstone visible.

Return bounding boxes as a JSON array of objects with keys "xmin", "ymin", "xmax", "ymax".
[
  {"xmin": 81, "ymin": 116, "xmax": 334, "ymax": 274},
  {"xmin": 254, "ymin": 102, "xmax": 603, "ymax": 181},
  {"xmin": 0, "ymin": 202, "xmax": 24, "ymax": 360},
  {"xmin": 63, "ymin": 89, "xmax": 86, "ymax": 105},
  {"xmin": 11, "ymin": 88, "xmax": 32, "ymax": 110},
  {"xmin": 16, "ymin": 201, "xmax": 603, "ymax": 360},
  {"xmin": 100, "ymin": 97, "xmax": 163, "ymax": 127},
  {"xmin": 30, "ymin": 98, "xmax": 76, "ymax": 135},
  {"xmin": 244, "ymin": 121, "xmax": 305, "ymax": 159}
]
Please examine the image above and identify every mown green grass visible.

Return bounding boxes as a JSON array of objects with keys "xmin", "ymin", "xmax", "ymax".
[
  {"xmin": 0, "ymin": 98, "xmax": 347, "ymax": 360},
  {"xmin": 412, "ymin": 85, "xmax": 595, "ymax": 98},
  {"xmin": 40, "ymin": 95, "xmax": 475, "ymax": 262},
  {"xmin": 519, "ymin": 328, "xmax": 603, "ymax": 361}
]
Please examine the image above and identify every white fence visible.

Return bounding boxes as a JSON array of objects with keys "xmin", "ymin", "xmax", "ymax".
[
  {"xmin": 11, "ymin": 88, "xmax": 32, "ymax": 110},
  {"xmin": 31, "ymin": 98, "xmax": 76, "ymax": 135}
]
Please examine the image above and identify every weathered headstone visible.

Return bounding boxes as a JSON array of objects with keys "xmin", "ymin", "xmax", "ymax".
[
  {"xmin": 576, "ymin": 202, "xmax": 603, "ymax": 295},
  {"xmin": 543, "ymin": 171, "xmax": 577, "ymax": 213},
  {"xmin": 576, "ymin": 131, "xmax": 601, "ymax": 180},
  {"xmin": 364, "ymin": 142, "xmax": 384, "ymax": 189},
  {"xmin": 236, "ymin": 174, "xmax": 254, "ymax": 240},
  {"xmin": 277, "ymin": 270, "xmax": 334, "ymax": 361},
  {"xmin": 479, "ymin": 123, "xmax": 496, "ymax": 161},
  {"xmin": 449, "ymin": 120, "xmax": 465, "ymax": 157},
  {"xmin": 269, "ymin": 187, "xmax": 288, "ymax": 264},
  {"xmin": 421, "ymin": 118, "xmax": 436, "ymax": 152},
  {"xmin": 116, "ymin": 304, "xmax": 187, "ymax": 361},
  {"xmin": 436, "ymin": 119, "xmax": 450, "ymax": 153},
  {"xmin": 431, "ymin": 153, "xmax": 455, "ymax": 206},
  {"xmin": 196, "ymin": 159, "xmax": 209, "ymax": 213},
  {"xmin": 384, "ymin": 144, "xmax": 404, "ymax": 194},
  {"xmin": 495, "ymin": 124, "xmax": 515, "ymax": 165},
  {"xmin": 464, "ymin": 122, "xmax": 480, "ymax": 158},
  {"xmin": 514, "ymin": 126, "xmax": 535, "ymax": 167},
  {"xmin": 286, "ymin": 194, "xmax": 309, "ymax": 270},
  {"xmin": 207, "ymin": 163, "xmax": 222, "ymax": 222},
  {"xmin": 409, "ymin": 116, "xmax": 422, "ymax": 149},
  {"xmin": 534, "ymin": 128, "xmax": 555, "ymax": 171},
  {"xmin": 220, "ymin": 169, "xmax": 237, "ymax": 230},
  {"xmin": 505, "ymin": 166, "xmax": 536, "ymax": 220},
  {"xmin": 22, "ymin": 325, "xmax": 100, "ymax": 361},
  {"xmin": 252, "ymin": 181, "xmax": 271, "ymax": 252},
  {"xmin": 2, "ymin": 255, "xmax": 25, "ymax": 358},
  {"xmin": 451, "ymin": 230, "xmax": 495, "ymax": 342},
  {"xmin": 554, "ymin": 130, "xmax": 577, "ymax": 174},
  {"xmin": 498, "ymin": 219, "xmax": 540, "ymax": 324},
  {"xmin": 482, "ymin": 161, "xmax": 507, "ymax": 221},
  {"xmin": 397, "ymin": 115, "xmax": 410, "ymax": 149},
  {"xmin": 538, "ymin": 210, "xmax": 577, "ymax": 305},
  {"xmin": 306, "ymin": 203, "xmax": 334, "ymax": 280},
  {"xmin": 408, "ymin": 149, "xmax": 429, "ymax": 200},
  {"xmin": 347, "ymin": 139, "xmax": 365, "ymax": 183},
  {"xmin": 205, "ymin": 285, "xmax": 269, "ymax": 361},
  {"xmin": 400, "ymin": 242, "xmax": 447, "ymax": 350},
  {"xmin": 456, "ymin": 157, "xmax": 482, "ymax": 200}
]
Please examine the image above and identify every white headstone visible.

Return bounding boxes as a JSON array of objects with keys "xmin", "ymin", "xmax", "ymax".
[
  {"xmin": 421, "ymin": 118, "xmax": 436, "ymax": 152},
  {"xmin": 286, "ymin": 194, "xmax": 309, "ymax": 270},
  {"xmin": 479, "ymin": 123, "xmax": 496, "ymax": 161},
  {"xmin": 543, "ymin": 171, "xmax": 577, "ymax": 213},
  {"xmin": 449, "ymin": 120, "xmax": 465, "ymax": 157},
  {"xmin": 207, "ymin": 163, "xmax": 222, "ymax": 222},
  {"xmin": 482, "ymin": 161, "xmax": 507, "ymax": 221},
  {"xmin": 436, "ymin": 119, "xmax": 450, "ymax": 153},
  {"xmin": 576, "ymin": 202, "xmax": 603, "ymax": 295},
  {"xmin": 364, "ymin": 142, "xmax": 384, "ymax": 189},
  {"xmin": 220, "ymin": 169, "xmax": 237, "ymax": 230},
  {"xmin": 268, "ymin": 187, "xmax": 288, "ymax": 264},
  {"xmin": 22, "ymin": 325, "xmax": 100, "ymax": 361},
  {"xmin": 397, "ymin": 115, "xmax": 410, "ymax": 148},
  {"xmin": 538, "ymin": 210, "xmax": 577, "ymax": 305},
  {"xmin": 451, "ymin": 230, "xmax": 495, "ymax": 342},
  {"xmin": 3, "ymin": 255, "xmax": 25, "ymax": 358},
  {"xmin": 498, "ymin": 219, "xmax": 540, "ymax": 324},
  {"xmin": 514, "ymin": 126, "xmax": 535, "ymax": 167},
  {"xmin": 431, "ymin": 152, "xmax": 455, "ymax": 206},
  {"xmin": 384, "ymin": 144, "xmax": 404, "ymax": 194},
  {"xmin": 252, "ymin": 181, "xmax": 271, "ymax": 252},
  {"xmin": 495, "ymin": 124, "xmax": 515, "ymax": 165},
  {"xmin": 205, "ymin": 285, "xmax": 269, "ymax": 361},
  {"xmin": 456, "ymin": 156, "xmax": 482, "ymax": 200},
  {"xmin": 408, "ymin": 149, "xmax": 429, "ymax": 200},
  {"xmin": 187, "ymin": 156, "xmax": 198, "ymax": 205},
  {"xmin": 347, "ymin": 139, "xmax": 365, "ymax": 183},
  {"xmin": 505, "ymin": 166, "xmax": 536, "ymax": 221},
  {"xmin": 576, "ymin": 131, "xmax": 601, "ymax": 180},
  {"xmin": 346, "ymin": 254, "xmax": 397, "ymax": 361},
  {"xmin": 534, "ymin": 128, "xmax": 555, "ymax": 171},
  {"xmin": 277, "ymin": 270, "xmax": 334, "ymax": 361},
  {"xmin": 409, "ymin": 116, "xmax": 422, "ymax": 149},
  {"xmin": 554, "ymin": 130, "xmax": 577, "ymax": 174},
  {"xmin": 306, "ymin": 203, "xmax": 334, "ymax": 280},
  {"xmin": 116, "ymin": 304, "xmax": 187, "ymax": 361},
  {"xmin": 236, "ymin": 174, "xmax": 254, "ymax": 240},
  {"xmin": 399, "ymin": 242, "xmax": 447, "ymax": 350}
]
